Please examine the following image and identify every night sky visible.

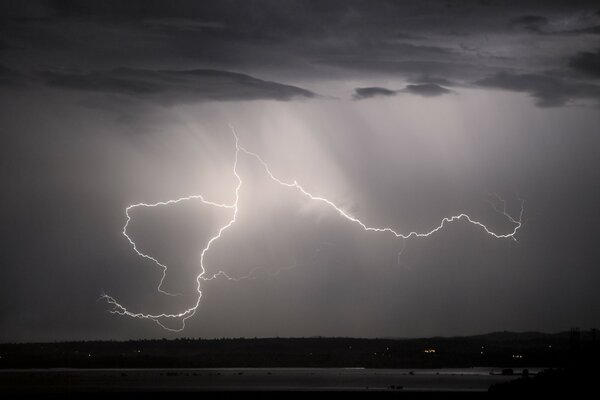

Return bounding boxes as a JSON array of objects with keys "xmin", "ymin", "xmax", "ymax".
[{"xmin": 1, "ymin": 0, "xmax": 599, "ymax": 342}]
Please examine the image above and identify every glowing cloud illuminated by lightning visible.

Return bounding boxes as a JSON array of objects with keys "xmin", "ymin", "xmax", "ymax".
[{"xmin": 101, "ymin": 126, "xmax": 524, "ymax": 331}]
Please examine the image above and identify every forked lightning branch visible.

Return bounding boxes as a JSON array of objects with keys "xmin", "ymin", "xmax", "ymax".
[{"xmin": 102, "ymin": 126, "xmax": 524, "ymax": 331}]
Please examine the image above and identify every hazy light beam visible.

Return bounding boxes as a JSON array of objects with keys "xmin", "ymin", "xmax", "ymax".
[{"xmin": 103, "ymin": 126, "xmax": 524, "ymax": 331}]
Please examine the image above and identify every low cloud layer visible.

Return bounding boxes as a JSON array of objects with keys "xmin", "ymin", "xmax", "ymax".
[
  {"xmin": 401, "ymin": 83, "xmax": 451, "ymax": 97},
  {"xmin": 476, "ymin": 72, "xmax": 600, "ymax": 107},
  {"xmin": 510, "ymin": 15, "xmax": 549, "ymax": 33},
  {"xmin": 353, "ymin": 83, "xmax": 451, "ymax": 100},
  {"xmin": 41, "ymin": 68, "xmax": 317, "ymax": 103},
  {"xmin": 353, "ymin": 87, "xmax": 397, "ymax": 100},
  {"xmin": 569, "ymin": 49, "xmax": 600, "ymax": 78}
]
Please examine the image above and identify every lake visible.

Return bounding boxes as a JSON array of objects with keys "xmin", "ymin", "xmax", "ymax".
[{"xmin": 0, "ymin": 367, "xmax": 532, "ymax": 392}]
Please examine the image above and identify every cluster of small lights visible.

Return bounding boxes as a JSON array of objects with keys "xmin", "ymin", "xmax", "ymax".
[
  {"xmin": 424, "ymin": 349, "xmax": 436, "ymax": 354},
  {"xmin": 102, "ymin": 126, "xmax": 525, "ymax": 331}
]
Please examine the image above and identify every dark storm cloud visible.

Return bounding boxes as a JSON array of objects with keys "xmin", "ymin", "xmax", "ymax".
[
  {"xmin": 2, "ymin": 0, "xmax": 600, "ymax": 107},
  {"xmin": 508, "ymin": 10, "xmax": 600, "ymax": 36},
  {"xmin": 578, "ymin": 25, "xmax": 600, "ymax": 34},
  {"xmin": 409, "ymin": 75, "xmax": 458, "ymax": 87},
  {"xmin": 143, "ymin": 18, "xmax": 227, "ymax": 32},
  {"xmin": 0, "ymin": 64, "xmax": 25, "ymax": 87},
  {"xmin": 569, "ymin": 49, "xmax": 600, "ymax": 78},
  {"xmin": 0, "ymin": 64, "xmax": 17, "ymax": 80},
  {"xmin": 401, "ymin": 83, "xmax": 451, "ymax": 97},
  {"xmin": 510, "ymin": 15, "xmax": 549, "ymax": 33},
  {"xmin": 308, "ymin": 43, "xmax": 466, "ymax": 75},
  {"xmin": 353, "ymin": 83, "xmax": 451, "ymax": 100},
  {"xmin": 475, "ymin": 72, "xmax": 600, "ymax": 107},
  {"xmin": 353, "ymin": 87, "xmax": 397, "ymax": 100},
  {"xmin": 41, "ymin": 68, "xmax": 317, "ymax": 103},
  {"xmin": 326, "ymin": 58, "xmax": 496, "ymax": 84}
]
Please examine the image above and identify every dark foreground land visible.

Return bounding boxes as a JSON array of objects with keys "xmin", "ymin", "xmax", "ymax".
[
  {"xmin": 0, "ymin": 330, "xmax": 598, "ymax": 394},
  {"xmin": 0, "ymin": 367, "xmax": 524, "ymax": 393},
  {"xmin": 1, "ymin": 331, "xmax": 596, "ymax": 369}
]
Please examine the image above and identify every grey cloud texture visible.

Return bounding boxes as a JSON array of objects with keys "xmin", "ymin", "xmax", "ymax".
[
  {"xmin": 476, "ymin": 72, "xmax": 600, "ymax": 107},
  {"xmin": 510, "ymin": 15, "xmax": 549, "ymax": 33},
  {"xmin": 353, "ymin": 87, "xmax": 397, "ymax": 100},
  {"xmin": 41, "ymin": 68, "xmax": 317, "ymax": 103},
  {"xmin": 2, "ymin": 0, "xmax": 600, "ymax": 107},
  {"xmin": 0, "ymin": 64, "xmax": 25, "ymax": 87},
  {"xmin": 401, "ymin": 83, "xmax": 451, "ymax": 97},
  {"xmin": 569, "ymin": 49, "xmax": 600, "ymax": 78},
  {"xmin": 353, "ymin": 83, "xmax": 451, "ymax": 100}
]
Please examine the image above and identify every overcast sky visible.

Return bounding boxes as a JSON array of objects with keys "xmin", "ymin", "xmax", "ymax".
[{"xmin": 1, "ymin": 0, "xmax": 599, "ymax": 342}]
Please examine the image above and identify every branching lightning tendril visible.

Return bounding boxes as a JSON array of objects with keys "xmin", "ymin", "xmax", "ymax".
[{"xmin": 101, "ymin": 126, "xmax": 524, "ymax": 331}]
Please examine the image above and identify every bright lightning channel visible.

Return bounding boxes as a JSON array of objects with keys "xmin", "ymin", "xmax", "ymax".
[{"xmin": 102, "ymin": 126, "xmax": 524, "ymax": 331}]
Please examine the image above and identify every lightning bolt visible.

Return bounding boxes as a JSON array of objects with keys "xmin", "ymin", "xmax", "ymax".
[
  {"xmin": 102, "ymin": 126, "xmax": 524, "ymax": 331},
  {"xmin": 122, "ymin": 196, "xmax": 235, "ymax": 296}
]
